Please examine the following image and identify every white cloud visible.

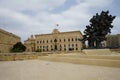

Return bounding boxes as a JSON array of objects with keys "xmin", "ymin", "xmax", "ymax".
[
  {"xmin": 0, "ymin": 0, "xmax": 66, "ymax": 11},
  {"xmin": 0, "ymin": 8, "xmax": 40, "ymax": 30},
  {"xmin": 76, "ymin": 0, "xmax": 113, "ymax": 7},
  {"xmin": 85, "ymin": 0, "xmax": 113, "ymax": 7},
  {"xmin": 0, "ymin": 0, "xmax": 119, "ymax": 42},
  {"xmin": 112, "ymin": 17, "xmax": 120, "ymax": 34}
]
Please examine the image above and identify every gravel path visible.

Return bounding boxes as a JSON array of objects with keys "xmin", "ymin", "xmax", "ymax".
[{"xmin": 0, "ymin": 60, "xmax": 120, "ymax": 80}]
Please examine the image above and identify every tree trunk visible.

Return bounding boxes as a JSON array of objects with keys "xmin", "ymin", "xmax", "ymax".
[{"xmin": 88, "ymin": 40, "xmax": 94, "ymax": 48}]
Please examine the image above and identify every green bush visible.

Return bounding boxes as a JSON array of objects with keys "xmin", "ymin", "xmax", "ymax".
[{"xmin": 11, "ymin": 42, "xmax": 26, "ymax": 52}]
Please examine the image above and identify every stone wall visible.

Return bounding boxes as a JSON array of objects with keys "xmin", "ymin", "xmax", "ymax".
[
  {"xmin": 118, "ymin": 34, "xmax": 120, "ymax": 47},
  {"xmin": 0, "ymin": 53, "xmax": 38, "ymax": 61},
  {"xmin": 0, "ymin": 28, "xmax": 21, "ymax": 53},
  {"xmin": 82, "ymin": 49, "xmax": 111, "ymax": 55}
]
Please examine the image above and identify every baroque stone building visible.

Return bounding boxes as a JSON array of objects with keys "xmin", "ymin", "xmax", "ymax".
[
  {"xmin": 24, "ymin": 29, "xmax": 83, "ymax": 52},
  {"xmin": 0, "ymin": 28, "xmax": 21, "ymax": 53},
  {"xmin": 106, "ymin": 34, "xmax": 120, "ymax": 48},
  {"xmin": 24, "ymin": 35, "xmax": 35, "ymax": 52}
]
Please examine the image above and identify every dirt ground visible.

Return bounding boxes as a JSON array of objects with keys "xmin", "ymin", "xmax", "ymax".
[{"xmin": 0, "ymin": 60, "xmax": 120, "ymax": 80}]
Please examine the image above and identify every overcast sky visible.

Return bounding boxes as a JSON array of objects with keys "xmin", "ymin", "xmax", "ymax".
[{"xmin": 0, "ymin": 0, "xmax": 120, "ymax": 42}]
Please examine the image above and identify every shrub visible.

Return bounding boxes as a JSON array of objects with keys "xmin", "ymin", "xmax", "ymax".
[{"xmin": 11, "ymin": 42, "xmax": 26, "ymax": 52}]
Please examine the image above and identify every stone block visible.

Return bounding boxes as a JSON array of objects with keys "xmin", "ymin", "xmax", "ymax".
[{"xmin": 82, "ymin": 49, "xmax": 111, "ymax": 55}]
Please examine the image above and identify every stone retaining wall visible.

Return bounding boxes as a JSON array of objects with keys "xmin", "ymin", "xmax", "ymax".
[
  {"xmin": 0, "ymin": 54, "xmax": 38, "ymax": 61},
  {"xmin": 39, "ymin": 56, "xmax": 120, "ymax": 68},
  {"xmin": 82, "ymin": 49, "xmax": 111, "ymax": 55}
]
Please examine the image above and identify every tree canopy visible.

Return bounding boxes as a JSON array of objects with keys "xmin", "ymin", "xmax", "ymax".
[
  {"xmin": 83, "ymin": 11, "xmax": 116, "ymax": 48},
  {"xmin": 11, "ymin": 42, "xmax": 26, "ymax": 52}
]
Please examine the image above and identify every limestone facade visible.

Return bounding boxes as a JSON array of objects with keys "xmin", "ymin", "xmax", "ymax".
[
  {"xmin": 24, "ymin": 29, "xmax": 83, "ymax": 52},
  {"xmin": 24, "ymin": 35, "xmax": 35, "ymax": 52},
  {"xmin": 106, "ymin": 34, "xmax": 120, "ymax": 48},
  {"xmin": 0, "ymin": 28, "xmax": 21, "ymax": 53}
]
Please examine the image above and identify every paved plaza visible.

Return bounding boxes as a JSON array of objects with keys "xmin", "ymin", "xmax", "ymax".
[{"xmin": 0, "ymin": 60, "xmax": 120, "ymax": 80}]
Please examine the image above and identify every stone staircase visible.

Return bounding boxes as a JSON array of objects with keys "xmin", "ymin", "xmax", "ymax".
[{"xmin": 39, "ymin": 53, "xmax": 120, "ymax": 68}]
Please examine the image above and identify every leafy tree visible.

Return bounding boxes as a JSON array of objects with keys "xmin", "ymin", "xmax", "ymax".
[
  {"xmin": 11, "ymin": 42, "xmax": 26, "ymax": 52},
  {"xmin": 83, "ymin": 11, "xmax": 116, "ymax": 48}
]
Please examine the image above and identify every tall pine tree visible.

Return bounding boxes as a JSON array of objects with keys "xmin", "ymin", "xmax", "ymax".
[{"xmin": 83, "ymin": 11, "xmax": 116, "ymax": 48}]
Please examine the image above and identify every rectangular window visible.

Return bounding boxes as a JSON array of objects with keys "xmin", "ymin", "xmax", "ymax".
[
  {"xmin": 76, "ymin": 48, "xmax": 78, "ymax": 50},
  {"xmin": 68, "ymin": 38, "xmax": 70, "ymax": 42},
  {"xmin": 60, "ymin": 44, "xmax": 61, "ymax": 47},
  {"xmin": 72, "ymin": 38, "xmax": 74, "ymax": 41},
  {"xmin": 64, "ymin": 39, "xmax": 66, "ymax": 42},
  {"xmin": 69, "ymin": 44, "xmax": 70, "ymax": 47},
  {"xmin": 43, "ymin": 40, "xmax": 44, "ymax": 43},
  {"xmin": 37, "ymin": 46, "xmax": 39, "ymax": 49},
  {"xmin": 64, "ymin": 48, "xmax": 66, "ymax": 51},
  {"xmin": 72, "ymin": 44, "xmax": 74, "ymax": 47},
  {"xmin": 46, "ymin": 46, "xmax": 48, "ymax": 48},
  {"xmin": 37, "ymin": 41, "xmax": 39, "ymax": 43},
  {"xmin": 43, "ymin": 49, "xmax": 45, "ymax": 51},
  {"xmin": 76, "ymin": 44, "xmax": 78, "ymax": 47},
  {"xmin": 59, "ymin": 39, "xmax": 61, "ymax": 42},
  {"xmin": 60, "ymin": 48, "xmax": 61, "ymax": 51},
  {"xmin": 75, "ymin": 38, "xmax": 77, "ymax": 41}
]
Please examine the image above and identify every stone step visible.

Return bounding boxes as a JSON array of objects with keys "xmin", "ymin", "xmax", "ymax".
[
  {"xmin": 39, "ymin": 56, "xmax": 120, "ymax": 68},
  {"xmin": 50, "ymin": 54, "xmax": 120, "ymax": 60}
]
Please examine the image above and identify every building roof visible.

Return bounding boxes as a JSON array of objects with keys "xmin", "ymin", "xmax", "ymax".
[
  {"xmin": 0, "ymin": 28, "xmax": 20, "ymax": 39},
  {"xmin": 35, "ymin": 29, "xmax": 83, "ymax": 37}
]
